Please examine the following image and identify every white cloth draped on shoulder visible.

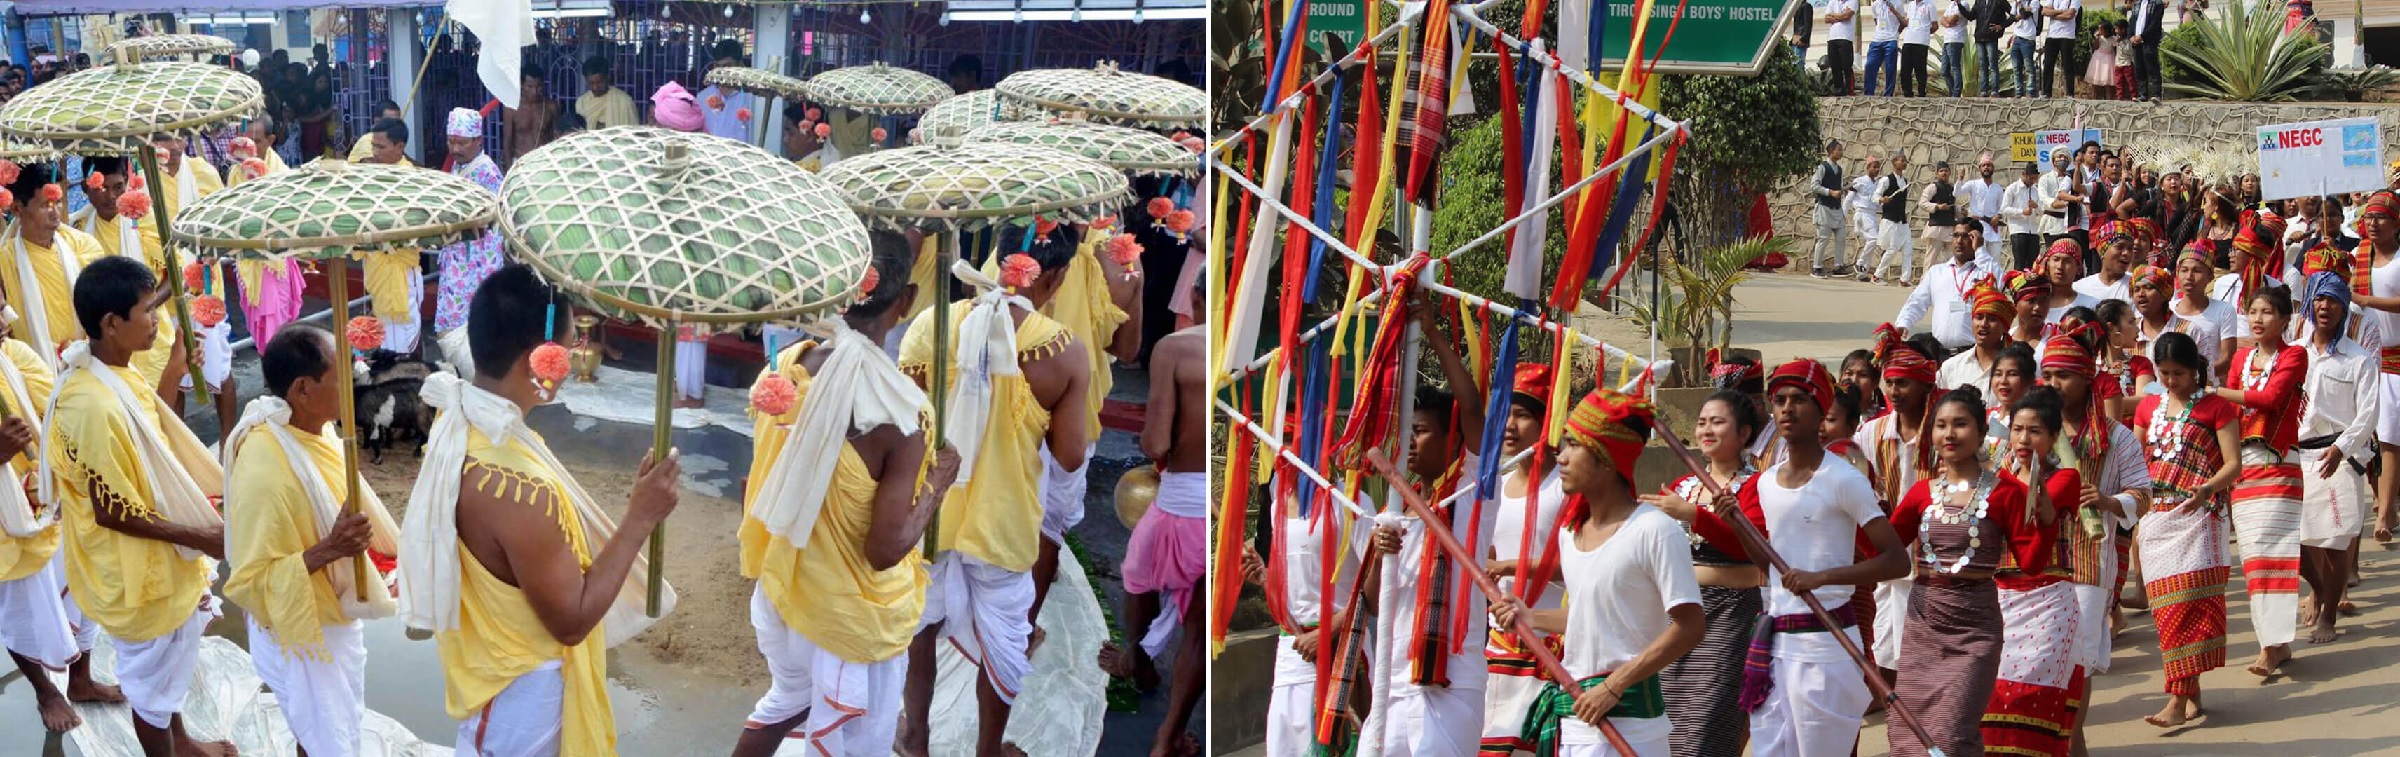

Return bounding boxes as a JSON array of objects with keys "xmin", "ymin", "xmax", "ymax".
[
  {"xmin": 747, "ymin": 320, "xmax": 924, "ymax": 550},
  {"xmin": 944, "ymin": 259, "xmax": 1031, "ymax": 485},
  {"xmin": 221, "ymin": 396, "xmax": 401, "ymax": 618},
  {"xmin": 36, "ymin": 342, "xmax": 223, "ymax": 560},
  {"xmin": 396, "ymin": 372, "xmax": 674, "ymax": 645},
  {"xmin": 0, "ymin": 336, "xmax": 48, "ymax": 538},
  {"xmin": 11, "ymin": 228, "xmax": 83, "ymax": 373}
]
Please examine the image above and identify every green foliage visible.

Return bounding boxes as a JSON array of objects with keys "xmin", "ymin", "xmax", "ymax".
[
  {"xmin": 2162, "ymin": 0, "xmax": 2329, "ymax": 101},
  {"xmin": 2076, "ymin": 8, "xmax": 2127, "ymax": 67},
  {"xmin": 2307, "ymin": 64, "xmax": 2400, "ymax": 101},
  {"xmin": 1430, "ymin": 114, "xmax": 1572, "ymax": 303},
  {"xmin": 1658, "ymin": 44, "xmax": 1821, "ymax": 250}
]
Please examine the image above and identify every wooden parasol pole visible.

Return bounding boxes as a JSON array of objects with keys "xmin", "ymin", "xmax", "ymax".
[
  {"xmin": 648, "ymin": 319, "xmax": 673, "ymax": 616},
  {"xmin": 327, "ymin": 263, "xmax": 374, "ymax": 593},
  {"xmin": 923, "ymin": 230, "xmax": 955, "ymax": 559},
  {"xmin": 135, "ymin": 146, "xmax": 210, "ymax": 404}
]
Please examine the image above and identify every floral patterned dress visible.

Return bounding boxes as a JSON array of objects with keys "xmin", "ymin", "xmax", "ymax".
[{"xmin": 437, "ymin": 152, "xmax": 507, "ymax": 334}]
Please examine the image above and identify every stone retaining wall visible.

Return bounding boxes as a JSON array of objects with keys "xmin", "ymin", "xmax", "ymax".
[{"xmin": 1766, "ymin": 97, "xmax": 2400, "ymax": 261}]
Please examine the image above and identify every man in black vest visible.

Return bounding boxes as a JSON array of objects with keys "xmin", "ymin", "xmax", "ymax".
[
  {"xmin": 1871, "ymin": 152, "xmax": 1914, "ymax": 284},
  {"xmin": 1812, "ymin": 140, "xmax": 1853, "ymax": 279},
  {"xmin": 2128, "ymin": 0, "xmax": 2166, "ymax": 101},
  {"xmin": 1918, "ymin": 160, "xmax": 1958, "ymax": 275}
]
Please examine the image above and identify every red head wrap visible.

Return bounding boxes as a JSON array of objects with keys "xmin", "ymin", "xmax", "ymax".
[
  {"xmin": 1563, "ymin": 388, "xmax": 1655, "ymax": 486},
  {"xmin": 1969, "ymin": 278, "xmax": 2014, "ymax": 321},
  {"xmin": 1768, "ymin": 359, "xmax": 1836, "ymax": 412},
  {"xmin": 2300, "ymin": 241, "xmax": 2351, "ymax": 282},
  {"xmin": 2045, "ymin": 237, "xmax": 2082, "ymax": 266},
  {"xmin": 2041, "ymin": 322, "xmax": 2099, "ymax": 378},
  {"xmin": 2232, "ymin": 220, "xmax": 2271, "ymax": 256},
  {"xmin": 2365, "ymin": 191, "xmax": 2400, "ymax": 221},
  {"xmin": 2131, "ymin": 264, "xmax": 2176, "ymax": 294},
  {"xmin": 1512, "ymin": 363, "xmax": 1554, "ymax": 411},
  {"xmin": 2003, "ymin": 269, "xmax": 2050, "ymax": 303},
  {"xmin": 1882, "ymin": 344, "xmax": 1938, "ymax": 386}
]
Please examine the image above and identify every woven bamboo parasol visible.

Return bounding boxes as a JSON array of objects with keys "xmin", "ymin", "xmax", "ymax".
[
  {"xmin": 806, "ymin": 63, "xmax": 952, "ymax": 116},
  {"xmin": 917, "ymin": 90, "xmax": 1024, "ymax": 147},
  {"xmin": 500, "ymin": 126, "xmax": 874, "ymax": 613},
  {"xmin": 174, "ymin": 158, "xmax": 499, "ymax": 606},
  {"xmin": 820, "ymin": 141, "xmax": 1124, "ymax": 556},
  {"xmin": 702, "ymin": 65, "xmax": 808, "ymax": 147},
  {"xmin": 107, "ymin": 34, "xmax": 237, "ymax": 61},
  {"xmin": 967, "ymin": 121, "xmax": 1200, "ymax": 179},
  {"xmin": 0, "ymin": 46, "xmax": 264, "ymax": 403},
  {"xmin": 995, "ymin": 62, "xmax": 1205, "ymax": 129}
]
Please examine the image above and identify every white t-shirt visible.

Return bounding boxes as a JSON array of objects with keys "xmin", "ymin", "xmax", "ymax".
[
  {"xmin": 2043, "ymin": 292, "xmax": 2102, "ymax": 324},
  {"xmin": 1275, "ymin": 503, "xmax": 1374, "ymax": 684},
  {"xmin": 2010, "ymin": 0, "xmax": 2041, "ymax": 39},
  {"xmin": 1870, "ymin": 0, "xmax": 1905, "ymax": 41},
  {"xmin": 2374, "ymin": 253, "xmax": 2400, "ymax": 348},
  {"xmin": 1491, "ymin": 467, "xmax": 1570, "ymax": 610},
  {"xmin": 1937, "ymin": 0, "xmax": 1970, "ymax": 43},
  {"xmin": 1937, "ymin": 348, "xmax": 1996, "ymax": 393},
  {"xmin": 1556, "ymin": 505, "xmax": 1701, "ymax": 747},
  {"xmin": 2045, "ymin": 0, "xmax": 2079, "ymax": 38},
  {"xmin": 2165, "ymin": 295, "xmax": 2240, "ymax": 371},
  {"xmin": 1828, "ymin": 0, "xmax": 1860, "ymax": 41},
  {"xmin": 1902, "ymin": 0, "xmax": 1936, "ymax": 44},
  {"xmin": 1756, "ymin": 457, "xmax": 1886, "ymax": 663},
  {"xmin": 1386, "ymin": 452, "xmax": 1490, "ymax": 693},
  {"xmin": 2073, "ymin": 272, "xmax": 2132, "ymax": 303}
]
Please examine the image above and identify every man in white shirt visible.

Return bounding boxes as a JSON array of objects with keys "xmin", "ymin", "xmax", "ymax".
[
  {"xmin": 1896, "ymin": 219, "xmax": 2000, "ymax": 350},
  {"xmin": 2168, "ymin": 246, "xmax": 2241, "ymax": 381},
  {"xmin": 1691, "ymin": 360, "xmax": 1909, "ymax": 757},
  {"xmin": 1939, "ymin": 273, "xmax": 2014, "ymax": 392},
  {"xmin": 1490, "ymin": 390, "xmax": 1702, "ymax": 757},
  {"xmin": 1851, "ymin": 157, "xmax": 1886, "ymax": 275},
  {"xmin": 2296, "ymin": 272, "xmax": 2378, "ymax": 645},
  {"xmin": 2074, "ymin": 224, "xmax": 2137, "ymax": 302},
  {"xmin": 2037, "ymin": 151, "xmax": 2080, "ymax": 246},
  {"xmin": 2038, "ymin": 0, "xmax": 2080, "ymax": 96},
  {"xmin": 1865, "ymin": 0, "xmax": 1906, "ymax": 96},
  {"xmin": 1957, "ymin": 153, "xmax": 2008, "ymax": 261},
  {"xmin": 1826, "ymin": 0, "xmax": 1861, "ymax": 94},
  {"xmin": 1477, "ymin": 366, "xmax": 1571, "ymax": 757},
  {"xmin": 2008, "ymin": 0, "xmax": 2041, "ymax": 96},
  {"xmin": 1249, "ymin": 490, "xmax": 1370, "ymax": 757},
  {"xmin": 1899, "ymin": 0, "xmax": 1936, "ymax": 96},
  {"xmin": 2000, "ymin": 162, "xmax": 2047, "ymax": 268},
  {"xmin": 1938, "ymin": 0, "xmax": 1970, "ymax": 96}
]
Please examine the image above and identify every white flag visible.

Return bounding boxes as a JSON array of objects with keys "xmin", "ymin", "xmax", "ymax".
[{"xmin": 446, "ymin": 0, "xmax": 536, "ymax": 109}]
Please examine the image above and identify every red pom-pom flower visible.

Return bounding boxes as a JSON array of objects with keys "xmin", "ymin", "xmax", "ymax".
[
  {"xmin": 1034, "ymin": 217, "xmax": 1059, "ymax": 239},
  {"xmin": 805, "ymin": 107, "xmax": 823, "ymax": 121},
  {"xmin": 83, "ymin": 172, "xmax": 103, "ymax": 192},
  {"xmin": 0, "ymin": 160, "xmax": 20, "ymax": 186},
  {"xmin": 871, "ymin": 127, "xmax": 889, "ymax": 142},
  {"xmin": 1166, "ymin": 210, "xmax": 1196, "ymax": 236},
  {"xmin": 1146, "ymin": 197, "xmax": 1175, "ymax": 219},
  {"xmin": 129, "ymin": 175, "xmax": 144, "ymax": 192},
  {"xmin": 1092, "ymin": 215, "xmax": 1118, "ymax": 231},
  {"xmin": 1000, "ymin": 253, "xmax": 1043, "ymax": 289},
  {"xmin": 239, "ymin": 158, "xmax": 269, "ymax": 180},
  {"xmin": 859, "ymin": 265, "xmax": 881, "ymax": 294},
  {"xmin": 707, "ymin": 94, "xmax": 726, "ymax": 111},
  {"xmin": 345, "ymin": 316, "xmax": 385, "ymax": 352},
  {"xmin": 530, "ymin": 342, "xmax": 571, "ymax": 385},
  {"xmin": 751, "ymin": 373, "xmax": 798, "ymax": 417},
  {"xmin": 116, "ymin": 189, "xmax": 152, "ymax": 220},
  {"xmin": 190, "ymin": 295, "xmax": 227, "ymax": 328},
  {"xmin": 1105, "ymin": 232, "xmax": 1144, "ymax": 268},
  {"xmin": 0, "ymin": 188, "xmax": 16, "ymax": 210},
  {"xmin": 736, "ymin": 107, "xmax": 752, "ymax": 123},
  {"xmin": 230, "ymin": 137, "xmax": 258, "ymax": 157},
  {"xmin": 814, "ymin": 123, "xmax": 833, "ymax": 139},
  {"xmin": 38, "ymin": 185, "xmax": 61, "ymax": 204},
  {"xmin": 182, "ymin": 261, "xmax": 208, "ymax": 293}
]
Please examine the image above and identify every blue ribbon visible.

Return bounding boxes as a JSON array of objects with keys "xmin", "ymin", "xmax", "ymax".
[
  {"xmin": 1582, "ymin": 125, "xmax": 1655, "ymax": 291},
  {"xmin": 1473, "ymin": 308, "xmax": 1524, "ymax": 500},
  {"xmin": 1293, "ymin": 336, "xmax": 1335, "ymax": 518},
  {"xmin": 1302, "ymin": 75, "xmax": 1346, "ymax": 302},
  {"xmin": 1261, "ymin": 0, "xmax": 1311, "ymax": 115}
]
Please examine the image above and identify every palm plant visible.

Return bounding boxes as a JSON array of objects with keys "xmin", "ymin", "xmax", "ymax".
[
  {"xmin": 2310, "ymin": 64, "xmax": 2400, "ymax": 101},
  {"xmin": 1626, "ymin": 236, "xmax": 1787, "ymax": 383},
  {"xmin": 2161, "ymin": 0, "xmax": 2329, "ymax": 101}
]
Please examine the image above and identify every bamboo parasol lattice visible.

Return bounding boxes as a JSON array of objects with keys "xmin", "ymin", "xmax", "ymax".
[
  {"xmin": 995, "ymin": 62, "xmax": 1205, "ymax": 129},
  {"xmin": 819, "ymin": 140, "xmax": 1126, "ymax": 555},
  {"xmin": 107, "ymin": 33, "xmax": 238, "ymax": 61},
  {"xmin": 967, "ymin": 121, "xmax": 1201, "ymax": 179},
  {"xmin": 702, "ymin": 65, "xmax": 809, "ymax": 147},
  {"xmin": 500, "ymin": 126, "xmax": 875, "ymax": 613},
  {"xmin": 174, "ymin": 157, "xmax": 499, "ymax": 607},
  {"xmin": 806, "ymin": 63, "xmax": 953, "ymax": 116},
  {"xmin": 916, "ymin": 90, "xmax": 1027, "ymax": 147},
  {"xmin": 0, "ymin": 45, "xmax": 265, "ymax": 403}
]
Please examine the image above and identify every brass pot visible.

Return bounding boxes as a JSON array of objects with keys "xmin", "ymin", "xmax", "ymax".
[{"xmin": 568, "ymin": 314, "xmax": 604, "ymax": 382}]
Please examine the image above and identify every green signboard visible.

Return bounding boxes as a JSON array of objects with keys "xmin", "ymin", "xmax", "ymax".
[
  {"xmin": 1307, "ymin": 0, "xmax": 1369, "ymax": 54},
  {"xmin": 1596, "ymin": 0, "xmax": 1801, "ymax": 75}
]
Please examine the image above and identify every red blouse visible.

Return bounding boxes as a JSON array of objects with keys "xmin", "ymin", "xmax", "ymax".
[
  {"xmin": 1889, "ymin": 472, "xmax": 2053, "ymax": 576},
  {"xmin": 2225, "ymin": 343, "xmax": 2309, "ymax": 455}
]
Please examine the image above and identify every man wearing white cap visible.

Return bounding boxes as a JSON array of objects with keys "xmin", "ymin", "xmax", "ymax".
[{"xmin": 437, "ymin": 109, "xmax": 507, "ymax": 344}]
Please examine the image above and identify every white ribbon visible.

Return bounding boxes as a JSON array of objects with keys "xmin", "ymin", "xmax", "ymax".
[
  {"xmin": 221, "ymin": 396, "xmax": 402, "ymax": 619},
  {"xmin": 174, "ymin": 160, "xmax": 199, "ymax": 215},
  {"xmin": 748, "ymin": 322, "xmax": 925, "ymax": 550},
  {"xmin": 36, "ymin": 342, "xmax": 222, "ymax": 560},
  {"xmin": 944, "ymin": 259, "xmax": 1031, "ymax": 485},
  {"xmin": 398, "ymin": 372, "xmax": 672, "ymax": 645}
]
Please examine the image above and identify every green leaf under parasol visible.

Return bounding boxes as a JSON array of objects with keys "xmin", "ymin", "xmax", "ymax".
[
  {"xmin": 817, "ymin": 141, "xmax": 1131, "ymax": 231},
  {"xmin": 966, "ymin": 121, "xmax": 1201, "ymax": 179},
  {"xmin": 806, "ymin": 63, "xmax": 953, "ymax": 117},
  {"xmin": 916, "ymin": 90, "xmax": 1028, "ymax": 147},
  {"xmin": 995, "ymin": 62, "xmax": 1205, "ymax": 129}
]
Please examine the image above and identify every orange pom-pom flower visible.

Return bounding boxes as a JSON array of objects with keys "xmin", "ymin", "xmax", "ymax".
[
  {"xmin": 190, "ymin": 295, "xmax": 227, "ymax": 328},
  {"xmin": 239, "ymin": 158, "xmax": 269, "ymax": 179},
  {"xmin": 230, "ymin": 136, "xmax": 258, "ymax": 157},
  {"xmin": 1146, "ymin": 197, "xmax": 1175, "ymax": 219},
  {"xmin": 83, "ymin": 172, "xmax": 103, "ymax": 192},
  {"xmin": 530, "ymin": 342, "xmax": 571, "ymax": 385},
  {"xmin": 859, "ymin": 265, "xmax": 881, "ymax": 294},
  {"xmin": 38, "ymin": 184, "xmax": 61, "ymax": 204},
  {"xmin": 707, "ymin": 94, "xmax": 726, "ymax": 111},
  {"xmin": 814, "ymin": 123, "xmax": 833, "ymax": 139},
  {"xmin": 1000, "ymin": 253, "xmax": 1043, "ymax": 289},
  {"xmin": 1034, "ymin": 217, "xmax": 1059, "ymax": 239},
  {"xmin": 116, "ymin": 189, "xmax": 151, "ymax": 220},
  {"xmin": 751, "ymin": 373, "xmax": 798, "ymax": 417},
  {"xmin": 805, "ymin": 107, "xmax": 823, "ymax": 121},
  {"xmin": 1166, "ymin": 210, "xmax": 1196, "ymax": 236},
  {"xmin": 182, "ymin": 261, "xmax": 208, "ymax": 293},
  {"xmin": 1179, "ymin": 135, "xmax": 1205, "ymax": 154},
  {"xmin": 129, "ymin": 175, "xmax": 144, "ymax": 191},
  {"xmin": 871, "ymin": 127, "xmax": 889, "ymax": 142},
  {"xmin": 0, "ymin": 160, "xmax": 20, "ymax": 186},
  {"xmin": 1105, "ymin": 232, "xmax": 1144, "ymax": 268},
  {"xmin": 736, "ymin": 107, "xmax": 752, "ymax": 123},
  {"xmin": 1092, "ymin": 215, "xmax": 1118, "ymax": 231},
  {"xmin": 345, "ymin": 316, "xmax": 385, "ymax": 352},
  {"xmin": 0, "ymin": 188, "xmax": 16, "ymax": 210}
]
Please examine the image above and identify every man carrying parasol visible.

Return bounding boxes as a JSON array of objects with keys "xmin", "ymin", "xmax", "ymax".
[
  {"xmin": 356, "ymin": 118, "xmax": 427, "ymax": 355},
  {"xmin": 0, "ymin": 164, "xmax": 108, "ymax": 374},
  {"xmin": 221, "ymin": 324, "xmax": 401, "ymax": 757},
  {"xmin": 397, "ymin": 264, "xmax": 683, "ymax": 755},
  {"xmin": 74, "ymin": 156, "xmax": 229, "ymax": 428},
  {"xmin": 732, "ymin": 232, "xmax": 960, "ymax": 757},
  {"xmin": 897, "ymin": 223, "xmax": 1093, "ymax": 757},
  {"xmin": 47, "ymin": 255, "xmax": 231, "ymax": 757}
]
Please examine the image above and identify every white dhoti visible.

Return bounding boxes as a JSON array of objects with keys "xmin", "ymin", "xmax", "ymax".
[
  {"xmin": 116, "ymin": 596, "xmax": 221, "ymax": 728},
  {"xmin": 381, "ymin": 274, "xmax": 425, "ymax": 354},
  {"xmin": 674, "ymin": 336, "xmax": 706, "ymax": 400},
  {"xmin": 1380, "ymin": 684, "xmax": 1484, "ymax": 757},
  {"xmin": 0, "ymin": 551, "xmax": 97, "ymax": 669},
  {"xmin": 1266, "ymin": 639, "xmax": 1322, "ymax": 757},
  {"xmin": 920, "ymin": 552, "xmax": 1036, "ymax": 705},
  {"xmin": 1037, "ymin": 443, "xmax": 1094, "ymax": 542},
  {"xmin": 2299, "ymin": 447, "xmax": 2371, "ymax": 549},
  {"xmin": 177, "ymin": 319, "xmax": 234, "ymax": 391},
  {"xmin": 1872, "ymin": 576, "xmax": 1912, "ymax": 668},
  {"xmin": 455, "ymin": 659, "xmax": 564, "ymax": 756},
  {"xmin": 1875, "ymin": 221, "xmax": 1916, "ymax": 281},
  {"xmin": 1747, "ymin": 645, "xmax": 1872, "ymax": 757},
  {"xmin": 249, "ymin": 617, "xmax": 368, "ymax": 757},
  {"xmin": 1560, "ymin": 715, "xmax": 1672, "ymax": 757},
  {"xmin": 1480, "ymin": 668, "xmax": 1546, "ymax": 754},
  {"xmin": 2380, "ymin": 373, "xmax": 2400, "ymax": 444},
  {"xmin": 746, "ymin": 585, "xmax": 905, "ymax": 756}
]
